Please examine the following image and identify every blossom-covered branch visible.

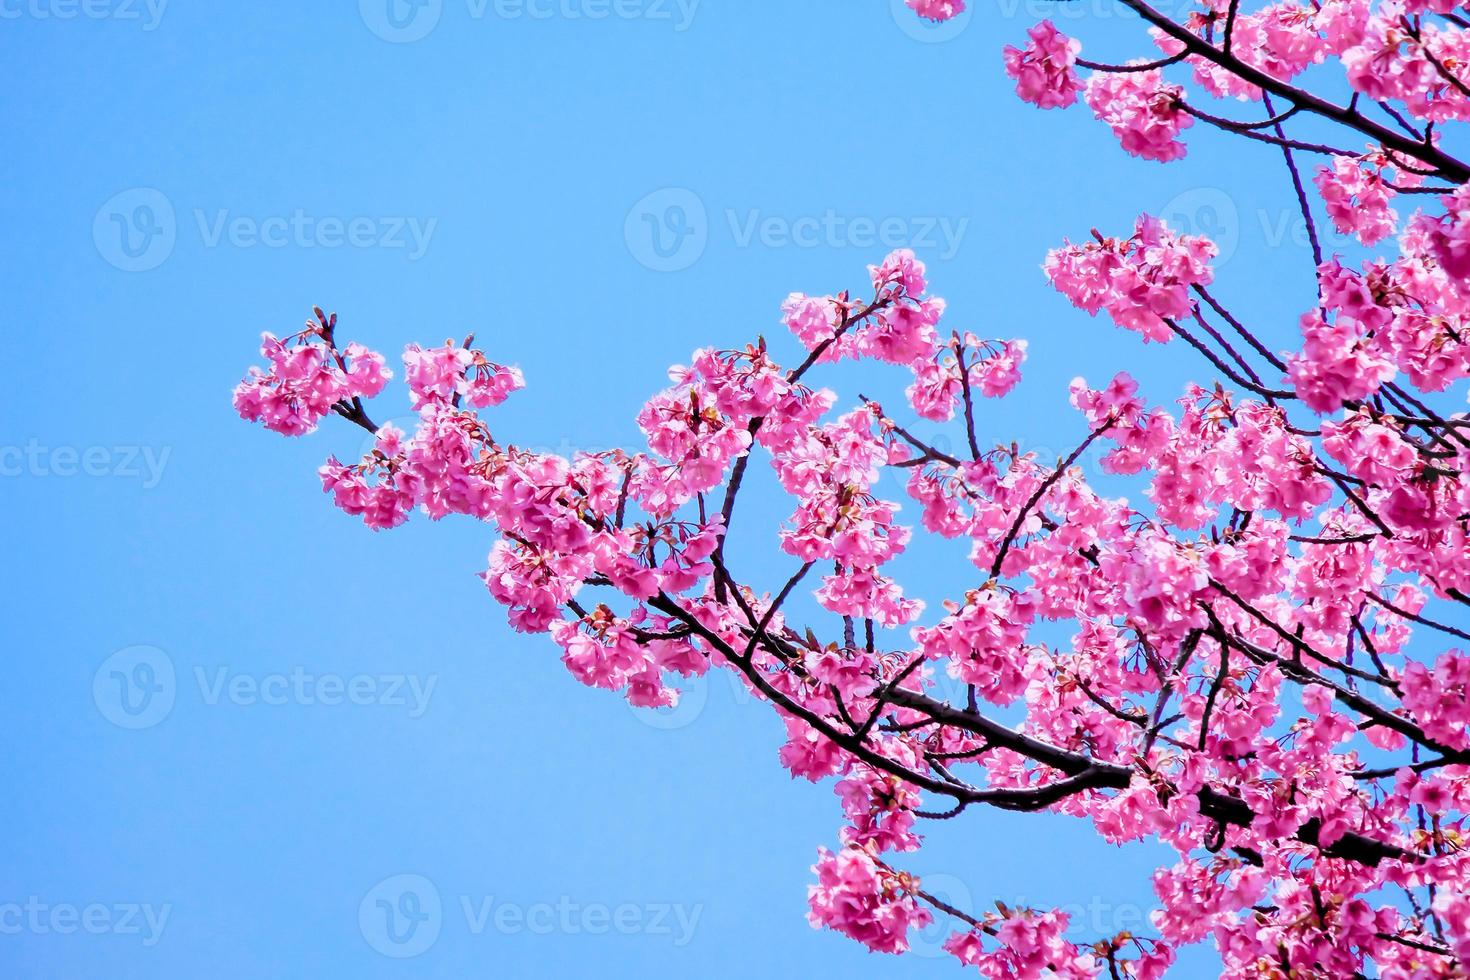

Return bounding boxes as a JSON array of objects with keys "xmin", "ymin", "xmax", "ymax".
[{"xmin": 234, "ymin": 0, "xmax": 1470, "ymax": 975}]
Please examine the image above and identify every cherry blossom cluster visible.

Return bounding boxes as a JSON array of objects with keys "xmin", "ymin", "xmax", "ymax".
[
  {"xmin": 402, "ymin": 339, "xmax": 524, "ymax": 410},
  {"xmin": 1043, "ymin": 215, "xmax": 1217, "ymax": 343},
  {"xmin": 1003, "ymin": 20, "xmax": 1082, "ymax": 110},
  {"xmin": 807, "ymin": 846, "xmax": 931, "ymax": 955},
  {"xmin": 1083, "ymin": 69, "xmax": 1194, "ymax": 163},
  {"xmin": 237, "ymin": 242, "xmax": 1470, "ymax": 978},
  {"xmin": 1314, "ymin": 151, "xmax": 1406, "ymax": 247},
  {"xmin": 988, "ymin": 0, "xmax": 1470, "ymax": 278},
  {"xmin": 232, "ymin": 308, "xmax": 390, "ymax": 436},
  {"xmin": 907, "ymin": 335, "xmax": 1027, "ymax": 421},
  {"xmin": 239, "ymin": 245, "xmax": 1469, "ymax": 978}
]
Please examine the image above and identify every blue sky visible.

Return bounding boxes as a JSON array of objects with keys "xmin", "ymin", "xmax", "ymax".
[{"xmin": 0, "ymin": 1, "xmax": 1403, "ymax": 976}]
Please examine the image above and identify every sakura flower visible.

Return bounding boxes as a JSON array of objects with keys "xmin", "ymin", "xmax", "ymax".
[
  {"xmin": 1084, "ymin": 69, "xmax": 1192, "ymax": 163},
  {"xmin": 1314, "ymin": 153, "xmax": 1399, "ymax": 245},
  {"xmin": 906, "ymin": 0, "xmax": 963, "ymax": 20},
  {"xmin": 1004, "ymin": 20, "xmax": 1083, "ymax": 110},
  {"xmin": 807, "ymin": 847, "xmax": 931, "ymax": 955}
]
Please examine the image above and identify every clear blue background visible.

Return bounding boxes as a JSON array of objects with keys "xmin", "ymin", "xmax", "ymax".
[{"xmin": 0, "ymin": 1, "xmax": 1414, "ymax": 976}]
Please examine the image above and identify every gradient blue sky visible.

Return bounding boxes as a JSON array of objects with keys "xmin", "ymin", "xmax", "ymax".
[{"xmin": 0, "ymin": 1, "xmax": 1397, "ymax": 976}]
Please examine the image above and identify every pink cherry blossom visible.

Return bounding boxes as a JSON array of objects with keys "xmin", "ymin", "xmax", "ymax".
[
  {"xmin": 1044, "ymin": 216, "xmax": 1216, "ymax": 343},
  {"xmin": 233, "ymin": 309, "xmax": 392, "ymax": 436},
  {"xmin": 1004, "ymin": 20, "xmax": 1083, "ymax": 110},
  {"xmin": 1084, "ymin": 69, "xmax": 1192, "ymax": 163},
  {"xmin": 1314, "ymin": 152, "xmax": 1400, "ymax": 245},
  {"xmin": 905, "ymin": 0, "xmax": 963, "ymax": 22},
  {"xmin": 807, "ymin": 846, "xmax": 931, "ymax": 955}
]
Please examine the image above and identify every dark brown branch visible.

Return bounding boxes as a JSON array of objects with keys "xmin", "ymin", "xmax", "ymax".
[
  {"xmin": 990, "ymin": 421, "xmax": 1115, "ymax": 577},
  {"xmin": 1113, "ymin": 0, "xmax": 1470, "ymax": 180},
  {"xmin": 1262, "ymin": 91, "xmax": 1323, "ymax": 268},
  {"xmin": 1365, "ymin": 590, "xmax": 1470, "ymax": 643}
]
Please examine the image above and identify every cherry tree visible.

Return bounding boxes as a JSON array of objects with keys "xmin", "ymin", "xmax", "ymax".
[{"xmin": 234, "ymin": 0, "xmax": 1470, "ymax": 975}]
